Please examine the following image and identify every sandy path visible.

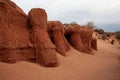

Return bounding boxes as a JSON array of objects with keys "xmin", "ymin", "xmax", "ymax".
[{"xmin": 0, "ymin": 39, "xmax": 120, "ymax": 80}]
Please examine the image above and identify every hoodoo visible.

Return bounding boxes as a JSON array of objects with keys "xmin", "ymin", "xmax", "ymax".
[
  {"xmin": 47, "ymin": 21, "xmax": 70, "ymax": 56},
  {"xmin": 64, "ymin": 25, "xmax": 94, "ymax": 54},
  {"xmin": 28, "ymin": 8, "xmax": 58, "ymax": 67},
  {"xmin": 91, "ymin": 37, "xmax": 97, "ymax": 50}
]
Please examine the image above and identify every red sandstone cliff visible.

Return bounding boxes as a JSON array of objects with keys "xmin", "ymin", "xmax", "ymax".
[
  {"xmin": 0, "ymin": 0, "xmax": 97, "ymax": 67},
  {"xmin": 0, "ymin": 0, "xmax": 34, "ymax": 63}
]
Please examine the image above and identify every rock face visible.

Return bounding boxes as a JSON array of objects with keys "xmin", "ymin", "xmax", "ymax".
[
  {"xmin": 47, "ymin": 21, "xmax": 70, "ymax": 56},
  {"xmin": 91, "ymin": 37, "xmax": 97, "ymax": 50},
  {"xmin": 0, "ymin": 0, "xmax": 97, "ymax": 67},
  {"xmin": 80, "ymin": 27, "xmax": 93, "ymax": 53},
  {"xmin": 65, "ymin": 25, "xmax": 93, "ymax": 54},
  {"xmin": 28, "ymin": 8, "xmax": 58, "ymax": 67},
  {"xmin": 0, "ymin": 0, "xmax": 34, "ymax": 63}
]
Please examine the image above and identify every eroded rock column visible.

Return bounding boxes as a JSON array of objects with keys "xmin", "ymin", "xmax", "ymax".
[
  {"xmin": 28, "ymin": 8, "xmax": 58, "ymax": 67},
  {"xmin": 47, "ymin": 21, "xmax": 70, "ymax": 56},
  {"xmin": 64, "ymin": 26, "xmax": 93, "ymax": 54},
  {"xmin": 91, "ymin": 37, "xmax": 97, "ymax": 50}
]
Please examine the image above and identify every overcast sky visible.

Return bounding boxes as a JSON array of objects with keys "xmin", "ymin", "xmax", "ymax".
[{"xmin": 12, "ymin": 0, "xmax": 120, "ymax": 32}]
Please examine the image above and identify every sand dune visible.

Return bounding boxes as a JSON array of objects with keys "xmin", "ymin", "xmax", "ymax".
[{"xmin": 0, "ymin": 39, "xmax": 120, "ymax": 80}]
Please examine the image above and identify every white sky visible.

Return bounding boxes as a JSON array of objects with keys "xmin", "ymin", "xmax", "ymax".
[{"xmin": 11, "ymin": 0, "xmax": 120, "ymax": 31}]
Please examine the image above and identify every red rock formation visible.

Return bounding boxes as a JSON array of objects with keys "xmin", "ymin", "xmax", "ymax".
[
  {"xmin": 47, "ymin": 21, "xmax": 70, "ymax": 56},
  {"xmin": 0, "ymin": 0, "xmax": 97, "ymax": 67},
  {"xmin": 28, "ymin": 8, "xmax": 58, "ymax": 67},
  {"xmin": 65, "ymin": 26, "xmax": 86, "ymax": 53},
  {"xmin": 65, "ymin": 25, "xmax": 93, "ymax": 54},
  {"xmin": 80, "ymin": 27, "xmax": 93, "ymax": 53},
  {"xmin": 0, "ymin": 0, "xmax": 34, "ymax": 63},
  {"xmin": 91, "ymin": 37, "xmax": 97, "ymax": 50}
]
